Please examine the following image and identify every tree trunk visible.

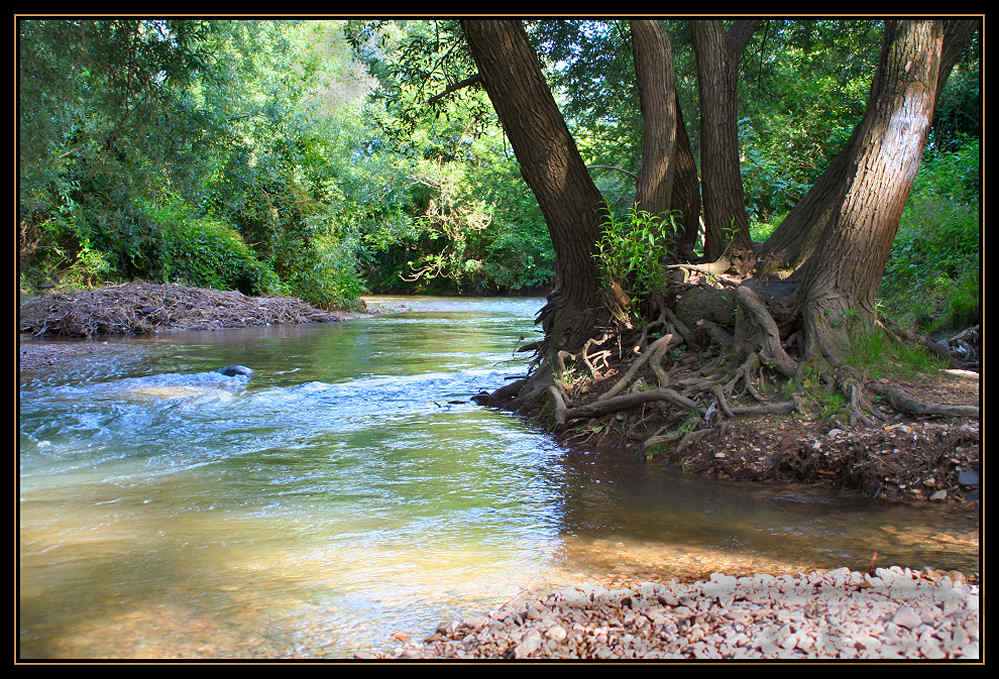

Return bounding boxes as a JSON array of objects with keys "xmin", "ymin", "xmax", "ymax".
[
  {"xmin": 630, "ymin": 19, "xmax": 677, "ymax": 216},
  {"xmin": 691, "ymin": 19, "xmax": 759, "ymax": 265},
  {"xmin": 758, "ymin": 19, "xmax": 976, "ymax": 276},
  {"xmin": 461, "ymin": 20, "xmax": 608, "ymax": 352},
  {"xmin": 797, "ymin": 19, "xmax": 950, "ymax": 363},
  {"xmin": 671, "ymin": 92, "xmax": 702, "ymax": 260}
]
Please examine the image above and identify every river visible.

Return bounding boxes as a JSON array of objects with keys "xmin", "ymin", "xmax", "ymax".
[{"xmin": 18, "ymin": 296, "xmax": 979, "ymax": 659}]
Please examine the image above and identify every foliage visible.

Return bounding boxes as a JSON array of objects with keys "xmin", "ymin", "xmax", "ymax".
[
  {"xmin": 138, "ymin": 197, "xmax": 283, "ymax": 294},
  {"xmin": 595, "ymin": 203, "xmax": 678, "ymax": 309},
  {"xmin": 737, "ymin": 20, "xmax": 882, "ymax": 221},
  {"xmin": 18, "ymin": 17, "xmax": 979, "ymax": 330},
  {"xmin": 879, "ymin": 137, "xmax": 980, "ymax": 332}
]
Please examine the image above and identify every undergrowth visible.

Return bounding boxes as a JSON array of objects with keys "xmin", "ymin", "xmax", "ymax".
[{"xmin": 879, "ymin": 137, "xmax": 980, "ymax": 334}]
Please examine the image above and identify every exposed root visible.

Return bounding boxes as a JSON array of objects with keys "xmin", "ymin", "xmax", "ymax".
[
  {"xmin": 565, "ymin": 387, "xmax": 701, "ymax": 421},
  {"xmin": 734, "ymin": 285, "xmax": 799, "ymax": 378},
  {"xmin": 661, "ymin": 305, "xmax": 696, "ymax": 348},
  {"xmin": 597, "ymin": 334, "xmax": 678, "ymax": 402},
  {"xmin": 881, "ymin": 318, "xmax": 980, "ymax": 371},
  {"xmin": 581, "ymin": 332, "xmax": 614, "ymax": 377},
  {"xmin": 548, "ymin": 385, "xmax": 569, "ymax": 426},
  {"xmin": 728, "ymin": 399, "xmax": 798, "ymax": 417},
  {"xmin": 867, "ymin": 381, "xmax": 980, "ymax": 419},
  {"xmin": 480, "ymin": 273, "xmax": 978, "ymax": 507},
  {"xmin": 844, "ymin": 377, "xmax": 877, "ymax": 428}
]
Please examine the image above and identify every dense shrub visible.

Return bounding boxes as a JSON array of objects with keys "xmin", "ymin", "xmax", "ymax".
[
  {"xmin": 140, "ymin": 198, "xmax": 284, "ymax": 295},
  {"xmin": 880, "ymin": 138, "xmax": 980, "ymax": 332}
]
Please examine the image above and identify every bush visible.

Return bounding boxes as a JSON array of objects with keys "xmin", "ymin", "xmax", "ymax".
[
  {"xmin": 140, "ymin": 198, "xmax": 283, "ymax": 296},
  {"xmin": 879, "ymin": 138, "xmax": 980, "ymax": 333},
  {"xmin": 595, "ymin": 203, "xmax": 678, "ymax": 312}
]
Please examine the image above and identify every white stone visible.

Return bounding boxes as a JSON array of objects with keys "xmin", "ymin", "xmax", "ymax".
[
  {"xmin": 514, "ymin": 630, "xmax": 543, "ymax": 658},
  {"xmin": 464, "ymin": 614, "xmax": 490, "ymax": 630}
]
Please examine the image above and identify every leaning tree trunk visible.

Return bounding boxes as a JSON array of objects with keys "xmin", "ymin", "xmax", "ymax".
[
  {"xmin": 691, "ymin": 19, "xmax": 759, "ymax": 267},
  {"xmin": 797, "ymin": 19, "xmax": 950, "ymax": 364},
  {"xmin": 670, "ymin": 91, "xmax": 703, "ymax": 261},
  {"xmin": 630, "ymin": 19, "xmax": 678, "ymax": 216},
  {"xmin": 461, "ymin": 20, "xmax": 609, "ymax": 356},
  {"xmin": 757, "ymin": 19, "xmax": 976, "ymax": 277}
]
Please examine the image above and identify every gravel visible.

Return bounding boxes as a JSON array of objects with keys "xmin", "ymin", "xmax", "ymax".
[{"xmin": 367, "ymin": 567, "xmax": 979, "ymax": 660}]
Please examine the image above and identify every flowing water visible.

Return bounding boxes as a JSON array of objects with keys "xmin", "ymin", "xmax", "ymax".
[{"xmin": 18, "ymin": 296, "xmax": 978, "ymax": 659}]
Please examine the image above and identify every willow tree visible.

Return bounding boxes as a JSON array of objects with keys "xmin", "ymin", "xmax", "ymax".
[
  {"xmin": 691, "ymin": 19, "xmax": 759, "ymax": 266},
  {"xmin": 461, "ymin": 17, "xmax": 976, "ymax": 423},
  {"xmin": 461, "ymin": 20, "xmax": 610, "ymax": 370},
  {"xmin": 796, "ymin": 20, "xmax": 973, "ymax": 363}
]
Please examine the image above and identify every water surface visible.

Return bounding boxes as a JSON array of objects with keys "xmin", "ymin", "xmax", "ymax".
[{"xmin": 18, "ymin": 296, "xmax": 978, "ymax": 659}]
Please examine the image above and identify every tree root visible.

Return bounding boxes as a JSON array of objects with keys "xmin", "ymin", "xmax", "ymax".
[
  {"xmin": 867, "ymin": 381, "xmax": 979, "ymax": 419},
  {"xmin": 597, "ymin": 334, "xmax": 678, "ymax": 401},
  {"xmin": 548, "ymin": 385, "xmax": 569, "ymax": 425},
  {"xmin": 734, "ymin": 285, "xmax": 799, "ymax": 377},
  {"xmin": 880, "ymin": 317, "xmax": 979, "ymax": 370},
  {"xmin": 564, "ymin": 387, "xmax": 700, "ymax": 422}
]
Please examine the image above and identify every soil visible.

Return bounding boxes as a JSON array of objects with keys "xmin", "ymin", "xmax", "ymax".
[{"xmin": 657, "ymin": 372, "xmax": 981, "ymax": 508}]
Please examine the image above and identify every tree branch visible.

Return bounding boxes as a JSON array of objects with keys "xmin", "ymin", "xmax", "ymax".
[
  {"xmin": 726, "ymin": 19, "xmax": 762, "ymax": 65},
  {"xmin": 586, "ymin": 164, "xmax": 638, "ymax": 179},
  {"xmin": 427, "ymin": 74, "xmax": 482, "ymax": 105}
]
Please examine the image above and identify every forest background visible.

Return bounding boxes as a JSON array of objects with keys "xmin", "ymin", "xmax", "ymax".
[{"xmin": 17, "ymin": 18, "xmax": 981, "ymax": 337}]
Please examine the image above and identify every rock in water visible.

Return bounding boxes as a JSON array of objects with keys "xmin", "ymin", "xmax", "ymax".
[{"xmin": 218, "ymin": 365, "xmax": 254, "ymax": 377}]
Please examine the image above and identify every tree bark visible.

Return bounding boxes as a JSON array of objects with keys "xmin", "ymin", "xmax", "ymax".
[
  {"xmin": 691, "ymin": 19, "xmax": 759, "ymax": 265},
  {"xmin": 757, "ymin": 19, "xmax": 977, "ymax": 276},
  {"xmin": 797, "ymin": 20, "xmax": 951, "ymax": 362},
  {"xmin": 461, "ymin": 20, "xmax": 608, "ymax": 352},
  {"xmin": 630, "ymin": 19, "xmax": 677, "ymax": 216},
  {"xmin": 670, "ymin": 92, "xmax": 702, "ymax": 260}
]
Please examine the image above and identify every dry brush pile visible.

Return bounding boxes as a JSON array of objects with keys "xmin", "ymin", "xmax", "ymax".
[{"xmin": 19, "ymin": 282, "xmax": 348, "ymax": 338}]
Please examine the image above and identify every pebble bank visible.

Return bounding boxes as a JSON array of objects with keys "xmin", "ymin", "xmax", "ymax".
[{"xmin": 364, "ymin": 567, "xmax": 979, "ymax": 660}]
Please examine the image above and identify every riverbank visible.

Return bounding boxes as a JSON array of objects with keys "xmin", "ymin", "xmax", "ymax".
[
  {"xmin": 18, "ymin": 292, "xmax": 980, "ymax": 661},
  {"xmin": 485, "ymin": 346, "xmax": 980, "ymax": 511},
  {"xmin": 616, "ymin": 370, "xmax": 981, "ymax": 509},
  {"xmin": 368, "ymin": 566, "xmax": 979, "ymax": 660},
  {"xmin": 19, "ymin": 285, "xmax": 981, "ymax": 511}
]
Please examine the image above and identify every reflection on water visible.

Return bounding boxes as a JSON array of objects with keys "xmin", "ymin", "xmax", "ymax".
[{"xmin": 18, "ymin": 296, "xmax": 979, "ymax": 659}]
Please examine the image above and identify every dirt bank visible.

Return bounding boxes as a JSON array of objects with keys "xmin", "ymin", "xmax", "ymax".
[
  {"xmin": 632, "ymin": 370, "xmax": 981, "ymax": 509},
  {"xmin": 486, "ymin": 352, "xmax": 980, "ymax": 511}
]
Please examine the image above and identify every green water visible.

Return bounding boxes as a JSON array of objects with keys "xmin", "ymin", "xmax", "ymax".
[{"xmin": 18, "ymin": 296, "xmax": 979, "ymax": 659}]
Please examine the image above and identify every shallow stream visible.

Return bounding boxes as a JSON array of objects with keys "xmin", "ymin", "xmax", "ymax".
[{"xmin": 18, "ymin": 296, "xmax": 978, "ymax": 659}]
